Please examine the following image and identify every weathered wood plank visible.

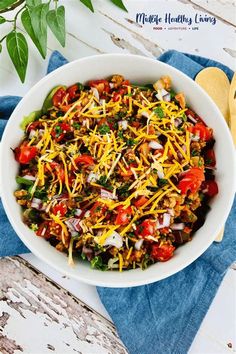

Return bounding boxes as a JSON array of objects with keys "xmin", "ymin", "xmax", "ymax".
[
  {"xmin": 0, "ymin": 257, "xmax": 128, "ymax": 354},
  {"xmin": 178, "ymin": 0, "xmax": 236, "ymax": 27}
]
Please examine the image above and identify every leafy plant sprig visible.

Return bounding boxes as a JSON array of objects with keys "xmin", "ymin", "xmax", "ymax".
[{"xmin": 0, "ymin": 0, "xmax": 127, "ymax": 83}]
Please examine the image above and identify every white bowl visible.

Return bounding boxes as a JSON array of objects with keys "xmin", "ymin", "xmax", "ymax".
[{"xmin": 1, "ymin": 54, "xmax": 235, "ymax": 287}]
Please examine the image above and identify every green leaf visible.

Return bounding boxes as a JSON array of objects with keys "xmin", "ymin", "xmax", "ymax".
[
  {"xmin": 110, "ymin": 0, "xmax": 127, "ymax": 12},
  {"xmin": 6, "ymin": 31, "xmax": 28, "ymax": 83},
  {"xmin": 80, "ymin": 0, "xmax": 94, "ymax": 12},
  {"xmin": 21, "ymin": 4, "xmax": 49, "ymax": 59},
  {"xmin": 0, "ymin": 16, "xmax": 6, "ymax": 24},
  {"xmin": 21, "ymin": 9, "xmax": 41, "ymax": 56},
  {"xmin": 42, "ymin": 85, "xmax": 66, "ymax": 113},
  {"xmin": 26, "ymin": 0, "xmax": 42, "ymax": 6},
  {"xmin": 47, "ymin": 6, "xmax": 65, "ymax": 47},
  {"xmin": 0, "ymin": 0, "xmax": 16, "ymax": 11},
  {"xmin": 20, "ymin": 110, "xmax": 41, "ymax": 130}
]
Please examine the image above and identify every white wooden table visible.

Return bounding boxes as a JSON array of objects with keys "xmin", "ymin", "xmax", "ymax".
[{"xmin": 0, "ymin": 1, "xmax": 236, "ymax": 353}]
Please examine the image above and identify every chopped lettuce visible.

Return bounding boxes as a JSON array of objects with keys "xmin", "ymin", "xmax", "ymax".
[
  {"xmin": 20, "ymin": 110, "xmax": 41, "ymax": 131},
  {"xmin": 42, "ymin": 85, "xmax": 66, "ymax": 113}
]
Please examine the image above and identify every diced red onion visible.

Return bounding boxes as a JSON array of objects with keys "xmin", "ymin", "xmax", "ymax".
[
  {"xmin": 187, "ymin": 114, "xmax": 197, "ymax": 123},
  {"xmin": 38, "ymin": 129, "xmax": 44, "ymax": 137},
  {"xmin": 161, "ymin": 88, "xmax": 169, "ymax": 96},
  {"xmin": 74, "ymin": 208, "xmax": 82, "ymax": 217},
  {"xmin": 156, "ymin": 213, "xmax": 171, "ymax": 229},
  {"xmin": 31, "ymin": 198, "xmax": 43, "ymax": 210},
  {"xmin": 65, "ymin": 220, "xmax": 73, "ymax": 230},
  {"xmin": 202, "ymin": 188, "xmax": 208, "ymax": 193},
  {"xmin": 22, "ymin": 174, "xmax": 36, "ymax": 181},
  {"xmin": 82, "ymin": 119, "xmax": 89, "ymax": 127},
  {"xmin": 91, "ymin": 87, "xmax": 99, "ymax": 100},
  {"xmin": 156, "ymin": 221, "xmax": 162, "ymax": 230},
  {"xmin": 155, "ymin": 90, "xmax": 163, "ymax": 101},
  {"xmin": 157, "ymin": 169, "xmax": 165, "ymax": 179},
  {"xmin": 162, "ymin": 213, "xmax": 171, "ymax": 227},
  {"xmin": 29, "ymin": 129, "xmax": 36, "ymax": 139},
  {"xmin": 99, "ymin": 99, "xmax": 106, "ymax": 106},
  {"xmin": 103, "ymin": 231, "xmax": 123, "ymax": 249},
  {"xmin": 182, "ymin": 145, "xmax": 187, "ymax": 153},
  {"xmin": 109, "ymin": 83, "xmax": 115, "ymax": 89},
  {"xmin": 135, "ymin": 239, "xmax": 144, "ymax": 250},
  {"xmin": 87, "ymin": 172, "xmax": 99, "ymax": 183},
  {"xmin": 40, "ymin": 227, "xmax": 47, "ymax": 237},
  {"xmin": 71, "ymin": 219, "xmax": 81, "ymax": 232},
  {"xmin": 149, "ymin": 141, "xmax": 163, "ymax": 150},
  {"xmin": 177, "ymin": 151, "xmax": 183, "ymax": 159},
  {"xmin": 174, "ymin": 118, "xmax": 182, "ymax": 127},
  {"xmin": 65, "ymin": 218, "xmax": 81, "ymax": 232},
  {"xmin": 118, "ymin": 120, "xmax": 128, "ymax": 130},
  {"xmin": 190, "ymin": 133, "xmax": 200, "ymax": 142},
  {"xmin": 170, "ymin": 223, "xmax": 185, "ymax": 230},
  {"xmin": 141, "ymin": 111, "xmax": 150, "ymax": 119},
  {"xmin": 101, "ymin": 189, "xmax": 117, "ymax": 200},
  {"xmin": 167, "ymin": 208, "xmax": 174, "ymax": 216},
  {"xmin": 163, "ymin": 93, "xmax": 171, "ymax": 102}
]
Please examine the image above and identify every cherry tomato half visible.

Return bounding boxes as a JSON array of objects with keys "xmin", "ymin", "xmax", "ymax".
[
  {"xmin": 185, "ymin": 109, "xmax": 205, "ymax": 124},
  {"xmin": 89, "ymin": 80, "xmax": 110, "ymax": 94},
  {"xmin": 52, "ymin": 123, "xmax": 71, "ymax": 142},
  {"xmin": 52, "ymin": 87, "xmax": 67, "ymax": 107},
  {"xmin": 133, "ymin": 196, "xmax": 149, "ymax": 208},
  {"xmin": 15, "ymin": 144, "xmax": 38, "ymax": 164},
  {"xmin": 27, "ymin": 121, "xmax": 42, "ymax": 132},
  {"xmin": 119, "ymin": 167, "xmax": 134, "ymax": 177},
  {"xmin": 115, "ymin": 206, "xmax": 133, "ymax": 226},
  {"xmin": 204, "ymin": 149, "xmax": 216, "ymax": 167},
  {"xmin": 201, "ymin": 180, "xmax": 218, "ymax": 197},
  {"xmin": 90, "ymin": 202, "xmax": 107, "ymax": 218},
  {"xmin": 188, "ymin": 123, "xmax": 212, "ymax": 141},
  {"xmin": 178, "ymin": 167, "xmax": 205, "ymax": 195},
  {"xmin": 67, "ymin": 84, "xmax": 80, "ymax": 100},
  {"xmin": 135, "ymin": 219, "xmax": 156, "ymax": 238},
  {"xmin": 36, "ymin": 221, "xmax": 51, "ymax": 239},
  {"xmin": 75, "ymin": 154, "xmax": 94, "ymax": 167},
  {"xmin": 49, "ymin": 162, "xmax": 65, "ymax": 182},
  {"xmin": 52, "ymin": 202, "xmax": 67, "ymax": 217},
  {"xmin": 151, "ymin": 244, "xmax": 175, "ymax": 262}
]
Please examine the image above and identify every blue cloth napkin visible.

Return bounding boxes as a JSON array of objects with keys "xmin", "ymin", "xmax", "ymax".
[{"xmin": 0, "ymin": 50, "xmax": 235, "ymax": 354}]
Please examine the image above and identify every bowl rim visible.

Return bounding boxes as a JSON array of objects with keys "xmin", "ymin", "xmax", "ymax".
[{"xmin": 1, "ymin": 53, "xmax": 235, "ymax": 287}]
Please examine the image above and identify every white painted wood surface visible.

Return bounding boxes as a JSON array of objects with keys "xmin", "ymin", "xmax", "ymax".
[
  {"xmin": 0, "ymin": 257, "xmax": 128, "ymax": 354},
  {"xmin": 0, "ymin": 1, "xmax": 236, "ymax": 353}
]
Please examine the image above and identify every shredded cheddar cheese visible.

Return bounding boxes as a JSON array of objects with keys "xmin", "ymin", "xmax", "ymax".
[{"xmin": 14, "ymin": 74, "xmax": 216, "ymax": 272}]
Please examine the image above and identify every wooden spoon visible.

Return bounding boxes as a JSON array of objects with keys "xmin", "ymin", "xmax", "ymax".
[{"xmin": 195, "ymin": 67, "xmax": 230, "ymax": 242}]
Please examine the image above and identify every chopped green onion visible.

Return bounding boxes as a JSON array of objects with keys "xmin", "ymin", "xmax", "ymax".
[{"xmin": 16, "ymin": 176, "xmax": 34, "ymax": 186}]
